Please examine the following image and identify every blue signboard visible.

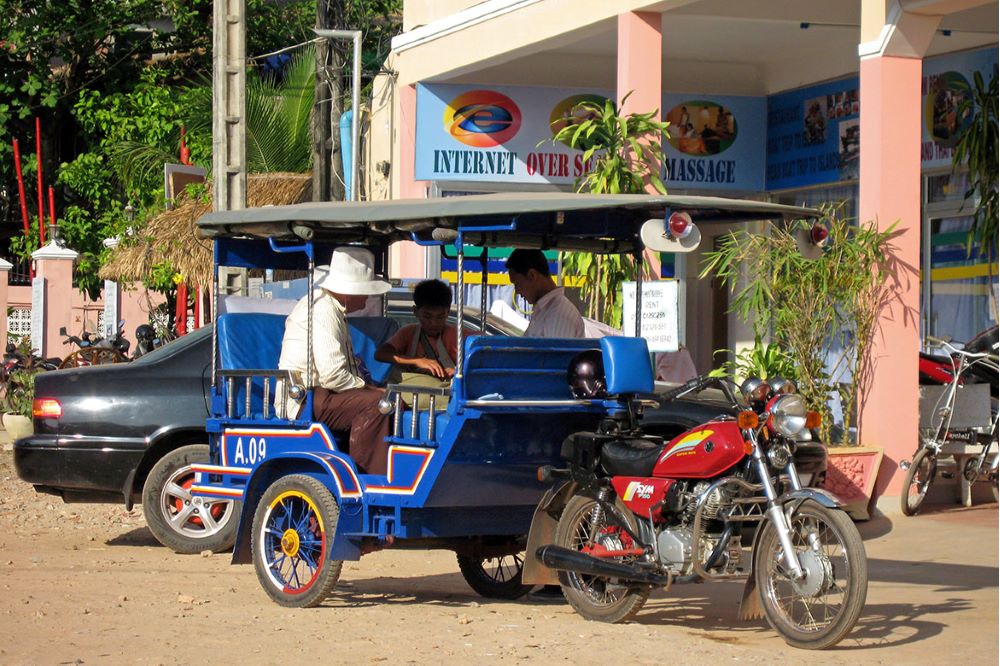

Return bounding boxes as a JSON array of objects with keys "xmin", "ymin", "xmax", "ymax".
[
  {"xmin": 416, "ymin": 83, "xmax": 765, "ymax": 192},
  {"xmin": 662, "ymin": 93, "xmax": 766, "ymax": 191},
  {"xmin": 416, "ymin": 83, "xmax": 610, "ymax": 186},
  {"xmin": 920, "ymin": 48, "xmax": 998, "ymax": 170},
  {"xmin": 765, "ymin": 77, "xmax": 860, "ymax": 190}
]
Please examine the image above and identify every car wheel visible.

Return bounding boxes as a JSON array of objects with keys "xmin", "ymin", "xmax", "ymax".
[{"xmin": 141, "ymin": 444, "xmax": 239, "ymax": 554}]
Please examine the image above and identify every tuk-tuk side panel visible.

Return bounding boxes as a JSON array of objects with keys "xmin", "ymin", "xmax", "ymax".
[
  {"xmin": 421, "ymin": 410, "xmax": 601, "ymax": 508},
  {"xmin": 393, "ymin": 506, "xmax": 536, "ymax": 540}
]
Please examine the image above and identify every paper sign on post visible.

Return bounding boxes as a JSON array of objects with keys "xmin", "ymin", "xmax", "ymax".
[{"xmin": 622, "ymin": 280, "xmax": 679, "ymax": 352}]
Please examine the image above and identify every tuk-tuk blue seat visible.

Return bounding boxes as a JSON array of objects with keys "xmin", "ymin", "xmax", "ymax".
[
  {"xmin": 461, "ymin": 335, "xmax": 600, "ymax": 401},
  {"xmin": 600, "ymin": 336, "xmax": 654, "ymax": 395},
  {"xmin": 216, "ymin": 313, "xmax": 401, "ymax": 420}
]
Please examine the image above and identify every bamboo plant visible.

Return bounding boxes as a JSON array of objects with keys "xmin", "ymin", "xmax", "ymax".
[
  {"xmin": 700, "ymin": 206, "xmax": 896, "ymax": 444},
  {"xmin": 549, "ymin": 94, "xmax": 669, "ymax": 327}
]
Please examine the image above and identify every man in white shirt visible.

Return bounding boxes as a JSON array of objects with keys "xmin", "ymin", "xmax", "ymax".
[
  {"xmin": 506, "ymin": 249, "xmax": 585, "ymax": 339},
  {"xmin": 278, "ymin": 247, "xmax": 392, "ymax": 475},
  {"xmin": 506, "ymin": 248, "xmax": 585, "ymax": 603}
]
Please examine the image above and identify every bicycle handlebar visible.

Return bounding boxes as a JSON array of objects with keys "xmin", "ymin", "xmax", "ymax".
[{"xmin": 927, "ymin": 336, "xmax": 993, "ymax": 359}]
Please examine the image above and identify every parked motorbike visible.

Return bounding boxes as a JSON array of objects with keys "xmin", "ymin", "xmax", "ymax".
[
  {"xmin": 527, "ymin": 362, "xmax": 868, "ymax": 650},
  {"xmin": 132, "ymin": 324, "xmax": 173, "ymax": 359},
  {"xmin": 58, "ymin": 326, "xmax": 129, "ymax": 369}
]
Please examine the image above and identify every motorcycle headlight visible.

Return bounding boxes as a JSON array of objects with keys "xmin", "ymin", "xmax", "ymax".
[
  {"xmin": 769, "ymin": 394, "xmax": 807, "ymax": 437},
  {"xmin": 767, "ymin": 442, "xmax": 792, "ymax": 468}
]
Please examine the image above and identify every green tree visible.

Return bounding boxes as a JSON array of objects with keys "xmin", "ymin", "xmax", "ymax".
[
  {"xmin": 701, "ymin": 208, "xmax": 896, "ymax": 444},
  {"xmin": 549, "ymin": 95, "xmax": 670, "ymax": 327},
  {"xmin": 951, "ymin": 69, "xmax": 997, "ymax": 289}
]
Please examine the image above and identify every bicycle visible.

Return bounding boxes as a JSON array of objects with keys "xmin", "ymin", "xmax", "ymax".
[{"xmin": 900, "ymin": 336, "xmax": 999, "ymax": 515}]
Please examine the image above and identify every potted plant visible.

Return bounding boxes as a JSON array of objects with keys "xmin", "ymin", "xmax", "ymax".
[{"xmin": 2, "ymin": 367, "xmax": 37, "ymax": 440}]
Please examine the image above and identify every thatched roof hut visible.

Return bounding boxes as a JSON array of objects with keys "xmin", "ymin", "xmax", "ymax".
[{"xmin": 99, "ymin": 173, "xmax": 312, "ymax": 288}]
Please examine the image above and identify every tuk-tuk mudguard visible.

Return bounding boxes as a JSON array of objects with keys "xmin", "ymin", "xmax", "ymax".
[{"xmin": 737, "ymin": 487, "xmax": 844, "ymax": 621}]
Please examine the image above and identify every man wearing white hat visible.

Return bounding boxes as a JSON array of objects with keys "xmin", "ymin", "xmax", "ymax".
[{"xmin": 278, "ymin": 247, "xmax": 393, "ymax": 475}]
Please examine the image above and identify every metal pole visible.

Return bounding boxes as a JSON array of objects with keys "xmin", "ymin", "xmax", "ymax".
[
  {"xmin": 313, "ymin": 29, "xmax": 362, "ymax": 202},
  {"xmin": 479, "ymin": 250, "xmax": 488, "ymax": 333},
  {"xmin": 213, "ymin": 0, "xmax": 246, "ymax": 212},
  {"xmin": 634, "ymin": 249, "xmax": 643, "ymax": 338},
  {"xmin": 455, "ymin": 235, "xmax": 465, "ymax": 379}
]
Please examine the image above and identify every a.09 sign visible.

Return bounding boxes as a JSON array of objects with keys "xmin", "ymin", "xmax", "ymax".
[{"xmin": 232, "ymin": 436, "xmax": 267, "ymax": 466}]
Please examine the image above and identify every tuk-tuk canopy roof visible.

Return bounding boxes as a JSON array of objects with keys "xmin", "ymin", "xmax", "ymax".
[{"xmin": 197, "ymin": 192, "xmax": 820, "ymax": 253}]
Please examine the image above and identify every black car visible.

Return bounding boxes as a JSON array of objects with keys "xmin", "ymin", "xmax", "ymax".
[{"xmin": 14, "ymin": 307, "xmax": 826, "ymax": 554}]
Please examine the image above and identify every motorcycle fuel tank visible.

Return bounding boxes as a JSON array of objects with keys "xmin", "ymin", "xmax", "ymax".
[{"xmin": 652, "ymin": 420, "xmax": 746, "ymax": 479}]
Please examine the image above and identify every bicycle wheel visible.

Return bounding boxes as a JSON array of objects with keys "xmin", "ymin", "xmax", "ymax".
[{"xmin": 901, "ymin": 447, "xmax": 937, "ymax": 516}]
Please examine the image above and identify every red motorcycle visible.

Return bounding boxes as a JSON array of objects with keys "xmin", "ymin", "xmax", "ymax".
[{"xmin": 523, "ymin": 339, "xmax": 867, "ymax": 650}]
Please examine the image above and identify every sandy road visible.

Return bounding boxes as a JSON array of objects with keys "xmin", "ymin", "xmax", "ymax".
[{"xmin": 1, "ymin": 449, "xmax": 997, "ymax": 665}]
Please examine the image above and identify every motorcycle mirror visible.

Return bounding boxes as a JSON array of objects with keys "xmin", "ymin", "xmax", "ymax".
[{"xmin": 59, "ymin": 326, "xmax": 67, "ymax": 336}]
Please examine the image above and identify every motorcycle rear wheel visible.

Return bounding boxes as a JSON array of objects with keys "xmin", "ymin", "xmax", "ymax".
[
  {"xmin": 755, "ymin": 501, "xmax": 868, "ymax": 650},
  {"xmin": 554, "ymin": 495, "xmax": 652, "ymax": 624},
  {"xmin": 901, "ymin": 447, "xmax": 937, "ymax": 516}
]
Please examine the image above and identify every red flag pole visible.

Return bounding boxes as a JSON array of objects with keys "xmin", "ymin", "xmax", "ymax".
[
  {"xmin": 12, "ymin": 139, "xmax": 34, "ymax": 280},
  {"xmin": 12, "ymin": 139, "xmax": 31, "ymax": 237},
  {"xmin": 35, "ymin": 117, "xmax": 44, "ymax": 246},
  {"xmin": 46, "ymin": 186, "xmax": 55, "ymax": 244}
]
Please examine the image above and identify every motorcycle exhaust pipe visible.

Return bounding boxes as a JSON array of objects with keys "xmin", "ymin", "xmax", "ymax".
[{"xmin": 536, "ymin": 545, "xmax": 671, "ymax": 585}]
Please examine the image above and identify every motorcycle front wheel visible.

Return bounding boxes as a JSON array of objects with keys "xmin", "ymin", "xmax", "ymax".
[
  {"xmin": 554, "ymin": 495, "xmax": 652, "ymax": 624},
  {"xmin": 755, "ymin": 500, "xmax": 868, "ymax": 650},
  {"xmin": 901, "ymin": 447, "xmax": 937, "ymax": 516}
]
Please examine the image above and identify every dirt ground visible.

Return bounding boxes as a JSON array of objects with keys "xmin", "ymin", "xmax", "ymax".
[{"xmin": 1, "ymin": 446, "xmax": 997, "ymax": 665}]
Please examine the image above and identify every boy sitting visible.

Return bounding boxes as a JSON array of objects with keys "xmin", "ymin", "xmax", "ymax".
[{"xmin": 375, "ymin": 280, "xmax": 457, "ymax": 404}]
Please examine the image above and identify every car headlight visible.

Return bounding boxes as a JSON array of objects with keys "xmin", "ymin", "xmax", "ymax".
[{"xmin": 769, "ymin": 394, "xmax": 807, "ymax": 437}]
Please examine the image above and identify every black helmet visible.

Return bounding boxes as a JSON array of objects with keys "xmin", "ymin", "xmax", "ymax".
[
  {"xmin": 567, "ymin": 349, "xmax": 607, "ymax": 399},
  {"xmin": 135, "ymin": 324, "xmax": 155, "ymax": 341}
]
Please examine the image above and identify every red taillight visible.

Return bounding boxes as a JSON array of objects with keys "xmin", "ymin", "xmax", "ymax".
[{"xmin": 32, "ymin": 398, "xmax": 61, "ymax": 419}]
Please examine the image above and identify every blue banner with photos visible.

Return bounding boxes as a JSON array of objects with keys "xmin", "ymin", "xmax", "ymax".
[{"xmin": 765, "ymin": 78, "xmax": 860, "ymax": 190}]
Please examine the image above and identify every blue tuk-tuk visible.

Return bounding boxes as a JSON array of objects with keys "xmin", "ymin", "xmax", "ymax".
[{"xmin": 190, "ymin": 193, "xmax": 816, "ymax": 608}]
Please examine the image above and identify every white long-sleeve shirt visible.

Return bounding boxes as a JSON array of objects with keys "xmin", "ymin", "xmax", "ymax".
[
  {"xmin": 278, "ymin": 290, "xmax": 365, "ymax": 416},
  {"xmin": 524, "ymin": 287, "xmax": 585, "ymax": 339}
]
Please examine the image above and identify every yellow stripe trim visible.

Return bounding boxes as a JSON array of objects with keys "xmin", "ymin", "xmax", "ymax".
[
  {"xmin": 931, "ymin": 263, "xmax": 999, "ymax": 281},
  {"xmin": 440, "ymin": 271, "xmax": 586, "ymax": 287}
]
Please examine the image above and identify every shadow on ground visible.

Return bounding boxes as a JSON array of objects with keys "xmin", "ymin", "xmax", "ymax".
[{"xmin": 106, "ymin": 527, "xmax": 160, "ymax": 548}]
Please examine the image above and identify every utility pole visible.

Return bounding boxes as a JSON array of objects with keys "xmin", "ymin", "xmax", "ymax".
[
  {"xmin": 213, "ymin": 0, "xmax": 246, "ymax": 213},
  {"xmin": 312, "ymin": 0, "xmax": 346, "ymax": 202}
]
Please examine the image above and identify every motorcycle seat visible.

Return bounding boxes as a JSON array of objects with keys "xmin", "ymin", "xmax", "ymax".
[{"xmin": 601, "ymin": 439, "xmax": 663, "ymax": 477}]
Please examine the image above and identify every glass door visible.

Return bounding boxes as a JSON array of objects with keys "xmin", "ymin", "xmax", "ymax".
[{"xmin": 922, "ymin": 173, "xmax": 998, "ymax": 344}]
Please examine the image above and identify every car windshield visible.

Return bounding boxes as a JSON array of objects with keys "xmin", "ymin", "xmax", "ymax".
[{"xmin": 130, "ymin": 326, "xmax": 212, "ymax": 365}]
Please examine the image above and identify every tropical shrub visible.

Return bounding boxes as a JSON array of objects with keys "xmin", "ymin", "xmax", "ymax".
[
  {"xmin": 549, "ymin": 94, "xmax": 669, "ymax": 327},
  {"xmin": 701, "ymin": 206, "xmax": 896, "ymax": 444}
]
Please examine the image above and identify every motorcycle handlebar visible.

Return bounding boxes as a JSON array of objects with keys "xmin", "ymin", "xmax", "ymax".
[{"xmin": 660, "ymin": 373, "xmax": 713, "ymax": 401}]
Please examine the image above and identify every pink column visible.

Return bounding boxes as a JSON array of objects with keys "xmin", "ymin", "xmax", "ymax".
[
  {"xmin": 617, "ymin": 11, "xmax": 663, "ymax": 273},
  {"xmin": 858, "ymin": 55, "xmax": 923, "ymax": 498},
  {"xmin": 32, "ymin": 242, "xmax": 79, "ymax": 359},
  {"xmin": 394, "ymin": 83, "xmax": 428, "ymax": 279},
  {"xmin": 0, "ymin": 260, "xmax": 10, "ymax": 353},
  {"xmin": 616, "ymin": 11, "xmax": 661, "ymax": 117}
]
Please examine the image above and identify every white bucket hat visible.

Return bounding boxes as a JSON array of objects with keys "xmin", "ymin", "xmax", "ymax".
[{"xmin": 316, "ymin": 247, "xmax": 391, "ymax": 295}]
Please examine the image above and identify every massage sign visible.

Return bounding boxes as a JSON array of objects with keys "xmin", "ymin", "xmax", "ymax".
[{"xmin": 415, "ymin": 84, "xmax": 764, "ymax": 191}]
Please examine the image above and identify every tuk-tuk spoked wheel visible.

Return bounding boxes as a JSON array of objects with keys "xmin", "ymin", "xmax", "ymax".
[
  {"xmin": 251, "ymin": 474, "xmax": 343, "ymax": 608},
  {"xmin": 456, "ymin": 553, "xmax": 532, "ymax": 599}
]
